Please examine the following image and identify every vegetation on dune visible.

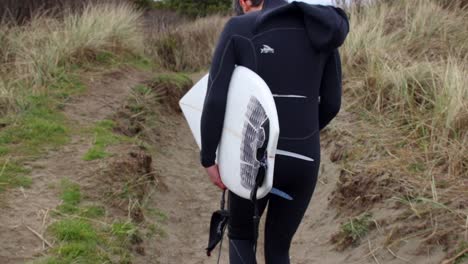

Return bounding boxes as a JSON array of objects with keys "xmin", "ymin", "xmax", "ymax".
[
  {"xmin": 0, "ymin": 2, "xmax": 145, "ymax": 191},
  {"xmin": 328, "ymin": 0, "xmax": 467, "ymax": 256},
  {"xmin": 0, "ymin": 95, "xmax": 69, "ymax": 191},
  {"xmin": 0, "ymin": 161, "xmax": 32, "ymax": 191},
  {"xmin": 40, "ymin": 115, "xmax": 160, "ymax": 262},
  {"xmin": 0, "ymin": 0, "xmax": 153, "ymax": 23},
  {"xmin": 0, "ymin": 0, "xmax": 466, "ymax": 262},
  {"xmin": 0, "ymin": 2, "xmax": 143, "ymax": 116},
  {"xmin": 147, "ymin": 15, "xmax": 228, "ymax": 72},
  {"xmin": 331, "ymin": 213, "xmax": 375, "ymax": 251},
  {"xmin": 0, "ymin": 96, "xmax": 69, "ymax": 154},
  {"xmin": 145, "ymin": 73, "xmax": 193, "ymax": 112},
  {"xmin": 83, "ymin": 120, "xmax": 127, "ymax": 161},
  {"xmin": 1, "ymin": 2, "xmax": 165, "ymax": 263},
  {"xmin": 149, "ymin": 73, "xmax": 193, "ymax": 94},
  {"xmin": 37, "ymin": 178, "xmax": 142, "ymax": 264},
  {"xmin": 57, "ymin": 179, "xmax": 82, "ymax": 214},
  {"xmin": 134, "ymin": 0, "xmax": 231, "ymax": 17}
]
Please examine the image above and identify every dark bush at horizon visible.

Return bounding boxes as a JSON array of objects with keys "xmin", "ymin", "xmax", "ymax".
[
  {"xmin": 1, "ymin": 0, "xmax": 232, "ymax": 23},
  {"xmin": 0, "ymin": 0, "xmax": 133, "ymax": 23},
  {"xmin": 150, "ymin": 0, "xmax": 232, "ymax": 18}
]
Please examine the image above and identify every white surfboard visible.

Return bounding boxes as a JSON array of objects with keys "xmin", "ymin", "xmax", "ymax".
[{"xmin": 179, "ymin": 66, "xmax": 280, "ymax": 200}]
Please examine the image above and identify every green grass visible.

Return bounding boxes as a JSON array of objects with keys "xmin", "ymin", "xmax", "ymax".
[
  {"xmin": 57, "ymin": 179, "xmax": 81, "ymax": 214},
  {"xmin": 95, "ymin": 51, "xmax": 117, "ymax": 65},
  {"xmin": 39, "ymin": 178, "xmax": 142, "ymax": 263},
  {"xmin": 0, "ymin": 146, "xmax": 8, "ymax": 156},
  {"xmin": 60, "ymin": 180, "xmax": 81, "ymax": 205},
  {"xmin": 50, "ymin": 219, "xmax": 97, "ymax": 242},
  {"xmin": 79, "ymin": 205, "xmax": 106, "ymax": 218},
  {"xmin": 0, "ymin": 96, "xmax": 69, "ymax": 154},
  {"xmin": 54, "ymin": 242, "xmax": 102, "ymax": 262},
  {"xmin": 0, "ymin": 94, "xmax": 71, "ymax": 192},
  {"xmin": 49, "ymin": 69, "xmax": 86, "ymax": 105},
  {"xmin": 82, "ymin": 147, "xmax": 109, "ymax": 161},
  {"xmin": 0, "ymin": 160, "xmax": 32, "ymax": 192},
  {"xmin": 46, "ymin": 219, "xmax": 109, "ymax": 263},
  {"xmin": 111, "ymin": 221, "xmax": 138, "ymax": 242},
  {"xmin": 133, "ymin": 84, "xmax": 153, "ymax": 97},
  {"xmin": 128, "ymin": 55, "xmax": 153, "ymax": 71},
  {"xmin": 83, "ymin": 120, "xmax": 125, "ymax": 161},
  {"xmin": 341, "ymin": 212, "xmax": 373, "ymax": 242},
  {"xmin": 43, "ymin": 218, "xmax": 139, "ymax": 263}
]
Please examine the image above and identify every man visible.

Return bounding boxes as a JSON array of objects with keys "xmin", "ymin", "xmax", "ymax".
[{"xmin": 200, "ymin": 0, "xmax": 349, "ymax": 263}]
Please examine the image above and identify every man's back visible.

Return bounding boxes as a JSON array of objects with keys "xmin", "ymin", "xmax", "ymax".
[
  {"xmin": 200, "ymin": 0, "xmax": 349, "ymax": 166},
  {"xmin": 199, "ymin": 1, "xmax": 349, "ymax": 262}
]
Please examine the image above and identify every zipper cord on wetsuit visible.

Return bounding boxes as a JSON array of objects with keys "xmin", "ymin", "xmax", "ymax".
[{"xmin": 217, "ymin": 190, "xmax": 227, "ymax": 264}]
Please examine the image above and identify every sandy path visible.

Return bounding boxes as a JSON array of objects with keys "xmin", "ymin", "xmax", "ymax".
[
  {"xmin": 144, "ymin": 108, "xmax": 351, "ymax": 264},
  {"xmin": 145, "ymin": 109, "xmax": 448, "ymax": 264},
  {"xmin": 142, "ymin": 109, "xmax": 222, "ymax": 264}
]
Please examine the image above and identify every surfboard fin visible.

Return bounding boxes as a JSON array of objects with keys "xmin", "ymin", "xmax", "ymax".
[{"xmin": 270, "ymin": 188, "xmax": 293, "ymax": 201}]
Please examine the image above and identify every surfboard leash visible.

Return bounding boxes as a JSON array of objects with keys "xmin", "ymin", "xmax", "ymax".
[
  {"xmin": 251, "ymin": 186, "xmax": 260, "ymax": 255},
  {"xmin": 251, "ymin": 152, "xmax": 268, "ymax": 256},
  {"xmin": 217, "ymin": 190, "xmax": 227, "ymax": 264}
]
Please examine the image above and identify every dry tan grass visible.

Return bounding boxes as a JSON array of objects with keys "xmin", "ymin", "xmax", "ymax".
[
  {"xmin": 0, "ymin": 2, "xmax": 144, "ymax": 116},
  {"xmin": 0, "ymin": 0, "xmax": 130, "ymax": 23},
  {"xmin": 146, "ymin": 15, "xmax": 228, "ymax": 72},
  {"xmin": 334, "ymin": 0, "xmax": 468, "ymax": 255}
]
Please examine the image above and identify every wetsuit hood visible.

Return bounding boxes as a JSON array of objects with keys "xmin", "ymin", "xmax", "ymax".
[
  {"xmin": 256, "ymin": 0, "xmax": 349, "ymax": 51},
  {"xmin": 263, "ymin": 0, "xmax": 288, "ymax": 9}
]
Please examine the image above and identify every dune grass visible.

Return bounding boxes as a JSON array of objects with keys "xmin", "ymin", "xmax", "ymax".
[
  {"xmin": 0, "ymin": 3, "xmax": 145, "ymax": 192},
  {"xmin": 333, "ymin": 0, "xmax": 467, "ymax": 255},
  {"xmin": 0, "ymin": 2, "xmax": 143, "ymax": 115},
  {"xmin": 341, "ymin": 0, "xmax": 467, "ymax": 185},
  {"xmin": 342, "ymin": 0, "xmax": 467, "ymax": 160},
  {"xmin": 331, "ymin": 212, "xmax": 375, "ymax": 250},
  {"xmin": 146, "ymin": 15, "xmax": 227, "ymax": 72}
]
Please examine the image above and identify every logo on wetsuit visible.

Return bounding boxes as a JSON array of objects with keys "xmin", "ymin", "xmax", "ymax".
[{"xmin": 260, "ymin": 44, "xmax": 275, "ymax": 54}]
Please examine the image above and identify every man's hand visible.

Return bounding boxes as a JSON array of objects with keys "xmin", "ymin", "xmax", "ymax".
[{"xmin": 205, "ymin": 164, "xmax": 226, "ymax": 190}]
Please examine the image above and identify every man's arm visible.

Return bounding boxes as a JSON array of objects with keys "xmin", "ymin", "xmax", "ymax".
[
  {"xmin": 319, "ymin": 49, "xmax": 342, "ymax": 130},
  {"xmin": 200, "ymin": 19, "xmax": 237, "ymax": 168}
]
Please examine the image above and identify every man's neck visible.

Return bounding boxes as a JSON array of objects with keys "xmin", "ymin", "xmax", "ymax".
[{"xmin": 251, "ymin": 3, "xmax": 264, "ymax": 12}]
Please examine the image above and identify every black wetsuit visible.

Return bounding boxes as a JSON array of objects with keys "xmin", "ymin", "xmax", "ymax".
[{"xmin": 200, "ymin": 0, "xmax": 349, "ymax": 263}]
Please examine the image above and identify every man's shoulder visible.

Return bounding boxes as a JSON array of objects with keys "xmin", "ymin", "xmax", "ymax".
[{"xmin": 224, "ymin": 12, "xmax": 260, "ymax": 36}]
